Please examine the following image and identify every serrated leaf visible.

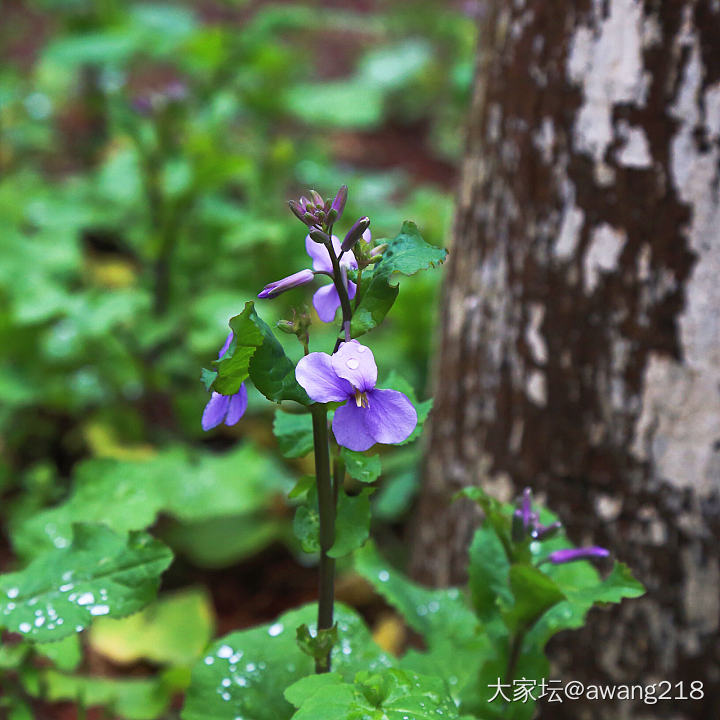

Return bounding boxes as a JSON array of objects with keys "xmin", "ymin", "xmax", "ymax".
[
  {"xmin": 273, "ymin": 410, "xmax": 314, "ymax": 458},
  {"xmin": 181, "ymin": 603, "xmax": 391, "ymax": 720},
  {"xmin": 0, "ymin": 524, "xmax": 172, "ymax": 642},
  {"xmin": 352, "ymin": 222, "xmax": 447, "ymax": 336},
  {"xmin": 341, "ymin": 448, "xmax": 381, "ymax": 484},
  {"xmin": 329, "ymin": 489, "xmax": 372, "ymax": 558}
]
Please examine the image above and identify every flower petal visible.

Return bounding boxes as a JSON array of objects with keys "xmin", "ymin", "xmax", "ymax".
[
  {"xmin": 305, "ymin": 234, "xmax": 357, "ymax": 272},
  {"xmin": 332, "ymin": 401, "xmax": 376, "ymax": 451},
  {"xmin": 296, "ymin": 352, "xmax": 353, "ymax": 403},
  {"xmin": 225, "ymin": 384, "xmax": 248, "ymax": 426},
  {"xmin": 202, "ymin": 392, "xmax": 230, "ymax": 431},
  {"xmin": 331, "ymin": 341, "xmax": 377, "ymax": 392},
  {"xmin": 305, "ymin": 234, "xmax": 335, "ymax": 273},
  {"xmin": 218, "ymin": 331, "xmax": 233, "ymax": 360},
  {"xmin": 363, "ymin": 389, "xmax": 417, "ymax": 444},
  {"xmin": 313, "ymin": 284, "xmax": 341, "ymax": 323}
]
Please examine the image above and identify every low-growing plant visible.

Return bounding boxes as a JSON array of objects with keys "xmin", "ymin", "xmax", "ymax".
[{"xmin": 0, "ymin": 186, "xmax": 644, "ymax": 720}]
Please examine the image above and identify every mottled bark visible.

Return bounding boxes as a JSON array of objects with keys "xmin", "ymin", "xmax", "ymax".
[{"xmin": 413, "ymin": 2, "xmax": 720, "ymax": 718}]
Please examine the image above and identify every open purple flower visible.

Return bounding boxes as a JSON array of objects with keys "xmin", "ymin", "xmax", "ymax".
[
  {"xmin": 295, "ymin": 340, "xmax": 417, "ymax": 451},
  {"xmin": 202, "ymin": 332, "xmax": 248, "ymax": 431},
  {"xmin": 305, "ymin": 234, "xmax": 358, "ymax": 322}
]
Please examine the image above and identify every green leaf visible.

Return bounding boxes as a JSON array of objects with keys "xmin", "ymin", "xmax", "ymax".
[
  {"xmin": 354, "ymin": 541, "xmax": 477, "ymax": 643},
  {"xmin": 212, "ymin": 302, "xmax": 264, "ymax": 395},
  {"xmin": 382, "ymin": 370, "xmax": 433, "ymax": 444},
  {"xmin": 341, "ymin": 448, "xmax": 381, "ymax": 484},
  {"xmin": 500, "ymin": 564, "xmax": 566, "ymax": 634},
  {"xmin": 468, "ymin": 526, "xmax": 513, "ymax": 621},
  {"xmin": 200, "ymin": 367, "xmax": 218, "ymax": 391},
  {"xmin": 273, "ymin": 410, "xmax": 314, "ymax": 458},
  {"xmin": 89, "ymin": 589, "xmax": 214, "ymax": 666},
  {"xmin": 42, "ymin": 668, "xmax": 186, "ymax": 720},
  {"xmin": 288, "ymin": 475, "xmax": 315, "ymax": 500},
  {"xmin": 13, "ymin": 444, "xmax": 291, "ymax": 559},
  {"xmin": 296, "ymin": 623, "xmax": 338, "ymax": 662},
  {"xmin": 286, "ymin": 81, "xmax": 384, "ymax": 129},
  {"xmin": 246, "ymin": 304, "xmax": 310, "ymax": 405},
  {"xmin": 181, "ymin": 603, "xmax": 391, "ymax": 720},
  {"xmin": 285, "ymin": 668, "xmax": 462, "ymax": 720},
  {"xmin": 35, "ymin": 634, "xmax": 82, "ymax": 672},
  {"xmin": 329, "ymin": 489, "xmax": 373, "ymax": 558},
  {"xmin": 0, "ymin": 524, "xmax": 172, "ymax": 642},
  {"xmin": 352, "ymin": 222, "xmax": 447, "ymax": 336},
  {"xmin": 293, "ymin": 502, "xmax": 320, "ymax": 554}
]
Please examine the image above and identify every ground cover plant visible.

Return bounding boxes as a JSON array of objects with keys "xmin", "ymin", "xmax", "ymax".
[{"xmin": 0, "ymin": 3, "xmax": 646, "ymax": 718}]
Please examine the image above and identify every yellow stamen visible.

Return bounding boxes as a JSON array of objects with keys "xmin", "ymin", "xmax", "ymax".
[{"xmin": 354, "ymin": 389, "xmax": 369, "ymax": 408}]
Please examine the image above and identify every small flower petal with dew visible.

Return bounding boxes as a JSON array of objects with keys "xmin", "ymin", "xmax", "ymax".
[{"xmin": 295, "ymin": 340, "xmax": 417, "ymax": 451}]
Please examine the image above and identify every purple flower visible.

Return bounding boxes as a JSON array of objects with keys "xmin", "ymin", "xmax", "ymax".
[
  {"xmin": 202, "ymin": 332, "xmax": 248, "ymax": 431},
  {"xmin": 548, "ymin": 547, "xmax": 610, "ymax": 564},
  {"xmin": 258, "ymin": 269, "xmax": 315, "ymax": 299},
  {"xmin": 295, "ymin": 340, "xmax": 417, "ymax": 451},
  {"xmin": 305, "ymin": 234, "xmax": 358, "ymax": 323}
]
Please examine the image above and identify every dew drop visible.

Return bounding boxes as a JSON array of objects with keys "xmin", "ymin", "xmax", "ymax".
[
  {"xmin": 356, "ymin": 345, "xmax": 367, "ymax": 353},
  {"xmin": 346, "ymin": 358, "xmax": 359, "ymax": 370},
  {"xmin": 6, "ymin": 588, "xmax": 19, "ymax": 599},
  {"xmin": 59, "ymin": 583, "xmax": 74, "ymax": 593},
  {"xmin": 76, "ymin": 592, "xmax": 94, "ymax": 606},
  {"xmin": 222, "ymin": 678, "xmax": 231, "ymax": 687},
  {"xmin": 90, "ymin": 605, "xmax": 109, "ymax": 616},
  {"xmin": 378, "ymin": 570, "xmax": 390, "ymax": 582},
  {"xmin": 19, "ymin": 622, "xmax": 31, "ymax": 633},
  {"xmin": 268, "ymin": 622, "xmax": 284, "ymax": 637},
  {"xmin": 35, "ymin": 616, "xmax": 45, "ymax": 627},
  {"xmin": 204, "ymin": 656, "xmax": 215, "ymax": 665},
  {"xmin": 222, "ymin": 692, "xmax": 231, "ymax": 701},
  {"xmin": 217, "ymin": 644, "xmax": 233, "ymax": 659}
]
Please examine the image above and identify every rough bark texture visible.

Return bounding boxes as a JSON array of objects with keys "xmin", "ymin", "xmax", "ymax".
[{"xmin": 412, "ymin": 2, "xmax": 720, "ymax": 718}]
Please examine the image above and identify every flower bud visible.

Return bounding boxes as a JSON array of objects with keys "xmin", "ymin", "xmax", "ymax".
[
  {"xmin": 289, "ymin": 200, "xmax": 306, "ymax": 222},
  {"xmin": 303, "ymin": 212, "xmax": 318, "ymax": 226},
  {"xmin": 258, "ymin": 269, "xmax": 315, "ymax": 299},
  {"xmin": 276, "ymin": 320, "xmax": 296, "ymax": 334},
  {"xmin": 341, "ymin": 216, "xmax": 370, "ymax": 253},
  {"xmin": 547, "ymin": 547, "xmax": 609, "ymax": 564},
  {"xmin": 369, "ymin": 243, "xmax": 388, "ymax": 258},
  {"xmin": 309, "ymin": 189, "xmax": 324, "ymax": 208},
  {"xmin": 308, "ymin": 229, "xmax": 331, "ymax": 244},
  {"xmin": 331, "ymin": 185, "xmax": 348, "ymax": 223}
]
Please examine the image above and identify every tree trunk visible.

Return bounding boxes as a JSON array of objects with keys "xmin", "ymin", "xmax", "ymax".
[{"xmin": 412, "ymin": 1, "xmax": 720, "ymax": 718}]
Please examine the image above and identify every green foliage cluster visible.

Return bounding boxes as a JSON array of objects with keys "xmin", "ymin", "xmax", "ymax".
[{"xmin": 0, "ymin": 1, "xmax": 476, "ymax": 716}]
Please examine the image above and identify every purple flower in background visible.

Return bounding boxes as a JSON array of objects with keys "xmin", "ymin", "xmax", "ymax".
[
  {"xmin": 258, "ymin": 269, "xmax": 315, "ymax": 299},
  {"xmin": 547, "ymin": 547, "xmax": 610, "ymax": 564},
  {"xmin": 202, "ymin": 332, "xmax": 248, "ymax": 431},
  {"xmin": 305, "ymin": 234, "xmax": 358, "ymax": 322},
  {"xmin": 295, "ymin": 340, "xmax": 417, "ymax": 451}
]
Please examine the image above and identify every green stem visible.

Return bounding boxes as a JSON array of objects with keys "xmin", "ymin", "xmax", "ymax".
[{"xmin": 311, "ymin": 403, "xmax": 335, "ymax": 673}]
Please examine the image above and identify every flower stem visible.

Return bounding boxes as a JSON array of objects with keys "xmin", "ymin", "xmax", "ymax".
[
  {"xmin": 324, "ymin": 230, "xmax": 353, "ymax": 345},
  {"xmin": 311, "ymin": 403, "xmax": 335, "ymax": 673}
]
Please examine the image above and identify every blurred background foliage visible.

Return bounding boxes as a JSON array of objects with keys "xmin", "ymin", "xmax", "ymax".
[{"xmin": 0, "ymin": 0, "xmax": 476, "ymax": 716}]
